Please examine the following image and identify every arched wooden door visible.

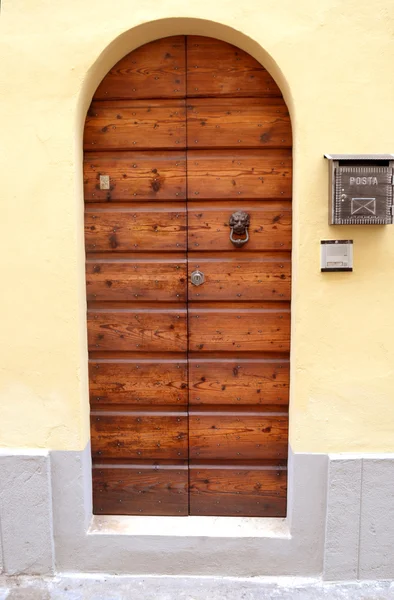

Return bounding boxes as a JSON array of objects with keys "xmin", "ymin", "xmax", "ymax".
[{"xmin": 84, "ymin": 36, "xmax": 291, "ymax": 517}]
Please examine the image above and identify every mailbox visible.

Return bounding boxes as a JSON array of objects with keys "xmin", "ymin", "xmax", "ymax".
[{"xmin": 325, "ymin": 154, "xmax": 394, "ymax": 225}]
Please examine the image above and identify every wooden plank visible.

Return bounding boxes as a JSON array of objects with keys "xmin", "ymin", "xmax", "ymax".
[
  {"xmin": 85, "ymin": 204, "xmax": 186, "ymax": 253},
  {"xmin": 84, "ymin": 152, "xmax": 186, "ymax": 202},
  {"xmin": 93, "ymin": 464, "xmax": 188, "ymax": 515},
  {"xmin": 91, "ymin": 411, "xmax": 188, "ymax": 459},
  {"xmin": 189, "ymin": 357, "xmax": 289, "ymax": 406},
  {"xmin": 189, "ymin": 412, "xmax": 288, "ymax": 459},
  {"xmin": 94, "ymin": 36, "xmax": 186, "ymax": 100},
  {"xmin": 188, "ymin": 253, "xmax": 291, "ymax": 301},
  {"xmin": 88, "ymin": 306, "xmax": 187, "ymax": 352},
  {"xmin": 188, "ymin": 305, "xmax": 290, "ymax": 353},
  {"xmin": 86, "ymin": 255, "xmax": 187, "ymax": 302},
  {"xmin": 84, "ymin": 100, "xmax": 186, "ymax": 151},
  {"xmin": 187, "ymin": 98, "xmax": 291, "ymax": 148},
  {"xmin": 186, "ymin": 36, "xmax": 282, "ymax": 97},
  {"xmin": 89, "ymin": 358, "xmax": 187, "ymax": 406},
  {"xmin": 189, "ymin": 465, "xmax": 287, "ymax": 516},
  {"xmin": 188, "ymin": 201, "xmax": 291, "ymax": 251},
  {"xmin": 187, "ymin": 149, "xmax": 292, "ymax": 199}
]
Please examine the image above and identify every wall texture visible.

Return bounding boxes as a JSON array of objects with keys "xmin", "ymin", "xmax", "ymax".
[{"xmin": 0, "ymin": 0, "xmax": 394, "ymax": 455}]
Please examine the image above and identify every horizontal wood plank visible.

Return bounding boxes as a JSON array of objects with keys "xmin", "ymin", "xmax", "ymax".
[
  {"xmin": 89, "ymin": 359, "xmax": 187, "ymax": 406},
  {"xmin": 84, "ymin": 152, "xmax": 186, "ymax": 201},
  {"xmin": 93, "ymin": 464, "xmax": 188, "ymax": 515},
  {"xmin": 187, "ymin": 201, "xmax": 291, "ymax": 251},
  {"xmin": 84, "ymin": 100, "xmax": 186, "ymax": 151},
  {"xmin": 186, "ymin": 36, "xmax": 282, "ymax": 97},
  {"xmin": 189, "ymin": 465, "xmax": 287, "ymax": 516},
  {"xmin": 189, "ymin": 412, "xmax": 288, "ymax": 459},
  {"xmin": 94, "ymin": 36, "xmax": 186, "ymax": 100},
  {"xmin": 91, "ymin": 412, "xmax": 188, "ymax": 459},
  {"xmin": 85, "ymin": 204, "xmax": 186, "ymax": 253},
  {"xmin": 187, "ymin": 150, "xmax": 292, "ymax": 199},
  {"xmin": 188, "ymin": 253, "xmax": 291, "ymax": 301},
  {"xmin": 86, "ymin": 256, "xmax": 187, "ymax": 302},
  {"xmin": 189, "ymin": 357, "xmax": 289, "ymax": 406},
  {"xmin": 188, "ymin": 305, "xmax": 290, "ymax": 352},
  {"xmin": 88, "ymin": 306, "xmax": 187, "ymax": 352},
  {"xmin": 187, "ymin": 98, "xmax": 291, "ymax": 148}
]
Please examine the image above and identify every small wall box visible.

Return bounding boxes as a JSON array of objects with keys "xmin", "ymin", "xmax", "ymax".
[
  {"xmin": 324, "ymin": 154, "xmax": 394, "ymax": 225},
  {"xmin": 321, "ymin": 240, "xmax": 353, "ymax": 272}
]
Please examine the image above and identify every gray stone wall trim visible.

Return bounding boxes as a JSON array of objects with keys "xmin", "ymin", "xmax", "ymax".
[
  {"xmin": 323, "ymin": 456, "xmax": 362, "ymax": 581},
  {"xmin": 0, "ymin": 450, "xmax": 55, "ymax": 576},
  {"xmin": 359, "ymin": 456, "xmax": 394, "ymax": 580},
  {"xmin": 51, "ymin": 445, "xmax": 328, "ymax": 576},
  {"xmin": 1, "ymin": 445, "xmax": 393, "ymax": 578}
]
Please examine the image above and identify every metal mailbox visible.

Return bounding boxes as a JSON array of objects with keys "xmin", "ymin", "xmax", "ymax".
[{"xmin": 325, "ymin": 154, "xmax": 394, "ymax": 225}]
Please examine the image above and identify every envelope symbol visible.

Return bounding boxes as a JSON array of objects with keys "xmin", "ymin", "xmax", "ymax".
[{"xmin": 351, "ymin": 198, "xmax": 376, "ymax": 215}]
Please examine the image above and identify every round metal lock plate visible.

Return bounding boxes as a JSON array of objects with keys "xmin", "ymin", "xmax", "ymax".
[{"xmin": 191, "ymin": 270, "xmax": 205, "ymax": 286}]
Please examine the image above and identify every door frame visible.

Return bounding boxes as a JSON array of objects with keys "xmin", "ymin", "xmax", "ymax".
[{"xmin": 53, "ymin": 18, "xmax": 327, "ymax": 577}]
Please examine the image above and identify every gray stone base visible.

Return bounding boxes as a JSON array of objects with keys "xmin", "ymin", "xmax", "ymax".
[
  {"xmin": 2, "ymin": 575, "xmax": 394, "ymax": 600},
  {"xmin": 0, "ymin": 446, "xmax": 394, "ymax": 580}
]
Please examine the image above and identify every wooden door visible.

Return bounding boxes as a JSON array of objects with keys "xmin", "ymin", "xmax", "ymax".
[{"xmin": 84, "ymin": 36, "xmax": 291, "ymax": 517}]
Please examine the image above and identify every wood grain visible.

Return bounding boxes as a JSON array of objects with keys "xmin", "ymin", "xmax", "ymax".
[
  {"xmin": 188, "ymin": 305, "xmax": 290, "ymax": 352},
  {"xmin": 93, "ymin": 464, "xmax": 188, "ymax": 515},
  {"xmin": 94, "ymin": 36, "xmax": 186, "ymax": 100},
  {"xmin": 85, "ymin": 204, "xmax": 186, "ymax": 253},
  {"xmin": 84, "ymin": 100, "xmax": 186, "ymax": 151},
  {"xmin": 189, "ymin": 412, "xmax": 288, "ymax": 459},
  {"xmin": 86, "ymin": 255, "xmax": 187, "ymax": 302},
  {"xmin": 89, "ymin": 358, "xmax": 187, "ymax": 406},
  {"xmin": 189, "ymin": 465, "xmax": 287, "ymax": 516},
  {"xmin": 88, "ymin": 306, "xmax": 187, "ymax": 352},
  {"xmin": 187, "ymin": 98, "xmax": 291, "ymax": 148},
  {"xmin": 188, "ymin": 357, "xmax": 289, "ymax": 406},
  {"xmin": 188, "ymin": 253, "xmax": 291, "ymax": 301},
  {"xmin": 84, "ymin": 152, "xmax": 186, "ymax": 201},
  {"xmin": 91, "ymin": 411, "xmax": 188, "ymax": 459},
  {"xmin": 187, "ymin": 150, "xmax": 292, "ymax": 199},
  {"xmin": 187, "ymin": 201, "xmax": 291, "ymax": 251},
  {"xmin": 186, "ymin": 36, "xmax": 282, "ymax": 97}
]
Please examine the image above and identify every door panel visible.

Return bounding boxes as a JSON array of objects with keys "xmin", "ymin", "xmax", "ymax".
[
  {"xmin": 189, "ymin": 465, "xmax": 287, "ymax": 517},
  {"xmin": 84, "ymin": 100, "xmax": 186, "ymax": 151},
  {"xmin": 187, "ymin": 98, "xmax": 292, "ymax": 149},
  {"xmin": 93, "ymin": 464, "xmax": 188, "ymax": 515},
  {"xmin": 85, "ymin": 204, "xmax": 186, "ymax": 252},
  {"xmin": 86, "ymin": 255, "xmax": 187, "ymax": 302},
  {"xmin": 85, "ymin": 35, "xmax": 291, "ymax": 518},
  {"xmin": 186, "ymin": 36, "xmax": 282, "ymax": 97},
  {"xmin": 187, "ymin": 253, "xmax": 291, "ymax": 301},
  {"xmin": 84, "ymin": 152, "xmax": 186, "ymax": 202},
  {"xmin": 91, "ymin": 411, "xmax": 188, "ymax": 459},
  {"xmin": 94, "ymin": 36, "xmax": 186, "ymax": 100},
  {"xmin": 189, "ymin": 412, "xmax": 288, "ymax": 460},
  {"xmin": 89, "ymin": 357, "xmax": 188, "ymax": 406},
  {"xmin": 87, "ymin": 306, "xmax": 187, "ymax": 352},
  {"xmin": 187, "ymin": 202, "xmax": 292, "ymax": 251},
  {"xmin": 187, "ymin": 150, "xmax": 292, "ymax": 199},
  {"xmin": 188, "ymin": 305, "xmax": 290, "ymax": 353},
  {"xmin": 188, "ymin": 357, "xmax": 289, "ymax": 406}
]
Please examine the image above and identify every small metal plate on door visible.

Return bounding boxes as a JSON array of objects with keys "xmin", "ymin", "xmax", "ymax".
[
  {"xmin": 99, "ymin": 175, "xmax": 110, "ymax": 190},
  {"xmin": 191, "ymin": 270, "xmax": 205, "ymax": 286}
]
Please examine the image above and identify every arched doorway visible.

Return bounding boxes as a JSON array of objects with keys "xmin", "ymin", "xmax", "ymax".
[{"xmin": 84, "ymin": 35, "xmax": 292, "ymax": 517}]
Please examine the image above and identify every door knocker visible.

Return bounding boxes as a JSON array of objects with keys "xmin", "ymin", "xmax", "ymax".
[{"xmin": 229, "ymin": 211, "xmax": 250, "ymax": 247}]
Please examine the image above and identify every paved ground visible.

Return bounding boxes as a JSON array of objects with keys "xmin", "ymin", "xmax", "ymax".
[{"xmin": 1, "ymin": 576, "xmax": 394, "ymax": 599}]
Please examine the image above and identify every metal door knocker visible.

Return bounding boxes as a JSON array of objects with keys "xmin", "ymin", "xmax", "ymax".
[{"xmin": 229, "ymin": 211, "xmax": 250, "ymax": 247}]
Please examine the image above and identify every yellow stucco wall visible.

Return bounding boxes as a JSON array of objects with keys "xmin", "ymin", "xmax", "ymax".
[{"xmin": 0, "ymin": 0, "xmax": 393, "ymax": 453}]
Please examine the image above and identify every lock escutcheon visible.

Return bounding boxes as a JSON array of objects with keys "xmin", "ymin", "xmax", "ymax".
[{"xmin": 191, "ymin": 270, "xmax": 205, "ymax": 286}]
